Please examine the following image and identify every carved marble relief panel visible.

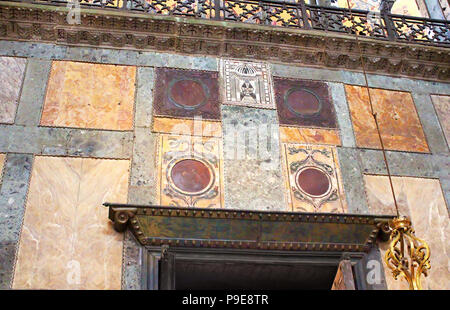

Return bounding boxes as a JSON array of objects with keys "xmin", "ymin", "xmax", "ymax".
[
  {"xmin": 13, "ymin": 156, "xmax": 129, "ymax": 289},
  {"xmin": 0, "ymin": 56, "xmax": 26, "ymax": 124},
  {"xmin": 273, "ymin": 77, "xmax": 338, "ymax": 129},
  {"xmin": 431, "ymin": 95, "xmax": 450, "ymax": 147},
  {"xmin": 364, "ymin": 175, "xmax": 450, "ymax": 290},
  {"xmin": 157, "ymin": 134, "xmax": 224, "ymax": 208},
  {"xmin": 282, "ymin": 143, "xmax": 347, "ymax": 213},
  {"xmin": 345, "ymin": 85, "xmax": 429, "ymax": 153},
  {"xmin": 41, "ymin": 61, "xmax": 135, "ymax": 131},
  {"xmin": 153, "ymin": 68, "xmax": 220, "ymax": 121},
  {"xmin": 220, "ymin": 59, "xmax": 274, "ymax": 109}
]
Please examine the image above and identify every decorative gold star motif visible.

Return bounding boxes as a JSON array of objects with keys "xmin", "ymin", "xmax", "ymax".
[
  {"xmin": 232, "ymin": 4, "xmax": 244, "ymax": 16},
  {"xmin": 166, "ymin": 0, "xmax": 177, "ymax": 9},
  {"xmin": 279, "ymin": 10, "xmax": 292, "ymax": 23}
]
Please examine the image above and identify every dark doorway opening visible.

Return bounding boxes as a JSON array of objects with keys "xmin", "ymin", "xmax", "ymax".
[
  {"xmin": 150, "ymin": 247, "xmax": 359, "ymax": 290},
  {"xmin": 174, "ymin": 260, "xmax": 338, "ymax": 290}
]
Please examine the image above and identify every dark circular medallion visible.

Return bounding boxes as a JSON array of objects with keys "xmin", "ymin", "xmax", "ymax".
[
  {"xmin": 170, "ymin": 159, "xmax": 212, "ymax": 194},
  {"xmin": 169, "ymin": 79, "xmax": 208, "ymax": 109},
  {"xmin": 296, "ymin": 167, "xmax": 331, "ymax": 197},
  {"xmin": 285, "ymin": 88, "xmax": 322, "ymax": 116}
]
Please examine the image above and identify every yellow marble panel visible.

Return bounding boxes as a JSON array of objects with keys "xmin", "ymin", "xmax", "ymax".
[
  {"xmin": 431, "ymin": 95, "xmax": 450, "ymax": 148},
  {"xmin": 282, "ymin": 143, "xmax": 347, "ymax": 213},
  {"xmin": 153, "ymin": 117, "xmax": 222, "ymax": 137},
  {"xmin": 41, "ymin": 61, "xmax": 136, "ymax": 131},
  {"xmin": 13, "ymin": 156, "xmax": 129, "ymax": 290},
  {"xmin": 346, "ymin": 85, "xmax": 429, "ymax": 153},
  {"xmin": 279, "ymin": 126, "xmax": 341, "ymax": 146},
  {"xmin": 364, "ymin": 175, "xmax": 450, "ymax": 290},
  {"xmin": 0, "ymin": 153, "xmax": 5, "ymax": 182},
  {"xmin": 157, "ymin": 134, "xmax": 224, "ymax": 208}
]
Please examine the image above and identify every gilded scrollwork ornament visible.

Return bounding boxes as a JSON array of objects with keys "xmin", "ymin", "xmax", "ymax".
[{"xmin": 384, "ymin": 217, "xmax": 431, "ymax": 290}]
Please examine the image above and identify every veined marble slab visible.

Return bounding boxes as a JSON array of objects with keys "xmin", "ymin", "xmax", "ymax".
[
  {"xmin": 346, "ymin": 85, "xmax": 429, "ymax": 153},
  {"xmin": 364, "ymin": 175, "xmax": 449, "ymax": 290},
  {"xmin": 0, "ymin": 56, "xmax": 26, "ymax": 124},
  {"xmin": 13, "ymin": 156, "xmax": 129, "ymax": 289},
  {"xmin": 431, "ymin": 95, "xmax": 450, "ymax": 148},
  {"xmin": 41, "ymin": 61, "xmax": 136, "ymax": 131}
]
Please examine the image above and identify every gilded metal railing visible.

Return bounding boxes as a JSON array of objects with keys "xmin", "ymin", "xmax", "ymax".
[{"xmin": 5, "ymin": 0, "xmax": 450, "ymax": 46}]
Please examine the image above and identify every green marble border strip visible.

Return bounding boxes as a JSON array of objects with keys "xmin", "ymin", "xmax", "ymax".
[{"xmin": 0, "ymin": 153, "xmax": 33, "ymax": 289}]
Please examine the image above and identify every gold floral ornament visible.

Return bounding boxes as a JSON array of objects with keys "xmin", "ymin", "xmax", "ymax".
[{"xmin": 384, "ymin": 217, "xmax": 431, "ymax": 290}]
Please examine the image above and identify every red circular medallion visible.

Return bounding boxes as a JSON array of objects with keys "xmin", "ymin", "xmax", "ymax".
[
  {"xmin": 170, "ymin": 80, "xmax": 207, "ymax": 108},
  {"xmin": 296, "ymin": 168, "xmax": 330, "ymax": 197},
  {"xmin": 170, "ymin": 159, "xmax": 212, "ymax": 194},
  {"xmin": 286, "ymin": 89, "xmax": 321, "ymax": 115}
]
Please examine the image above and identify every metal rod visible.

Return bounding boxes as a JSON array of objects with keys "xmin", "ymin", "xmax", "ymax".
[{"xmin": 345, "ymin": 0, "xmax": 400, "ymax": 217}]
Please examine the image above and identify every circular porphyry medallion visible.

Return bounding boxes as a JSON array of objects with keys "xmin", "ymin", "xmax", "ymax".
[
  {"xmin": 284, "ymin": 88, "xmax": 322, "ymax": 117},
  {"xmin": 170, "ymin": 159, "xmax": 213, "ymax": 195},
  {"xmin": 295, "ymin": 167, "xmax": 331, "ymax": 197},
  {"xmin": 168, "ymin": 79, "xmax": 208, "ymax": 110}
]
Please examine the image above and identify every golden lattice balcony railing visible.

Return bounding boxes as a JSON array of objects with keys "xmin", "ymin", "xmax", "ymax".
[{"xmin": 7, "ymin": 0, "xmax": 450, "ymax": 46}]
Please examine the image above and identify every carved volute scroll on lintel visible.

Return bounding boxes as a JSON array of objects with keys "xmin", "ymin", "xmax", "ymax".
[{"xmin": 104, "ymin": 203, "xmax": 394, "ymax": 253}]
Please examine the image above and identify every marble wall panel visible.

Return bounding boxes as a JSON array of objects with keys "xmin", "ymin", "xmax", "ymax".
[
  {"xmin": 157, "ymin": 134, "xmax": 224, "ymax": 208},
  {"xmin": 135, "ymin": 67, "xmax": 155, "ymax": 128},
  {"xmin": 439, "ymin": 0, "xmax": 450, "ymax": 20},
  {"xmin": 0, "ymin": 125, "xmax": 133, "ymax": 159},
  {"xmin": 13, "ymin": 156, "xmax": 129, "ymax": 290},
  {"xmin": 410, "ymin": 93, "xmax": 448, "ymax": 155},
  {"xmin": 363, "ymin": 175, "xmax": 409, "ymax": 216},
  {"xmin": 0, "ymin": 41, "xmax": 67, "ymax": 60},
  {"xmin": 282, "ymin": 143, "xmax": 347, "ymax": 213},
  {"xmin": 0, "ymin": 56, "xmax": 26, "ymax": 124},
  {"xmin": 222, "ymin": 105, "xmax": 286, "ymax": 211},
  {"xmin": 363, "ymin": 175, "xmax": 450, "ymax": 290},
  {"xmin": 41, "ymin": 61, "xmax": 136, "ymax": 131},
  {"xmin": 329, "ymin": 0, "xmax": 424, "ymax": 17},
  {"xmin": 425, "ymin": 0, "xmax": 446, "ymax": 19},
  {"xmin": 391, "ymin": 0, "xmax": 422, "ymax": 16},
  {"xmin": 65, "ymin": 47, "xmax": 139, "ymax": 66},
  {"xmin": 220, "ymin": 59, "xmax": 274, "ymax": 109},
  {"xmin": 0, "ymin": 241, "xmax": 16, "ymax": 289},
  {"xmin": 329, "ymin": 82, "xmax": 356, "ymax": 148},
  {"xmin": 0, "ymin": 154, "xmax": 5, "ymax": 182},
  {"xmin": 280, "ymin": 127, "xmax": 341, "ymax": 146},
  {"xmin": 0, "ymin": 154, "xmax": 33, "ymax": 244},
  {"xmin": 346, "ymin": 85, "xmax": 429, "ymax": 153},
  {"xmin": 153, "ymin": 117, "xmax": 222, "ymax": 138},
  {"xmin": 431, "ymin": 95, "xmax": 450, "ymax": 148},
  {"xmin": 128, "ymin": 127, "xmax": 158, "ymax": 205},
  {"xmin": 74, "ymin": 158, "xmax": 129, "ymax": 289},
  {"xmin": 273, "ymin": 77, "xmax": 337, "ymax": 129},
  {"xmin": 331, "ymin": 0, "xmax": 381, "ymax": 11},
  {"xmin": 153, "ymin": 68, "xmax": 220, "ymax": 121},
  {"xmin": 15, "ymin": 59, "xmax": 51, "ymax": 127},
  {"xmin": 337, "ymin": 147, "xmax": 370, "ymax": 214}
]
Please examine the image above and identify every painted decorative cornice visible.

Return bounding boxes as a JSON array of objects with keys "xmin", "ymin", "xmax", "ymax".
[
  {"xmin": 0, "ymin": 1, "xmax": 449, "ymax": 82},
  {"xmin": 105, "ymin": 203, "xmax": 394, "ymax": 253}
]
